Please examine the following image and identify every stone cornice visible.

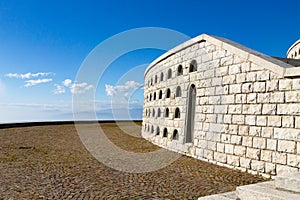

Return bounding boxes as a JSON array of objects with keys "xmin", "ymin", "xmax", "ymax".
[{"xmin": 145, "ymin": 34, "xmax": 299, "ymax": 78}]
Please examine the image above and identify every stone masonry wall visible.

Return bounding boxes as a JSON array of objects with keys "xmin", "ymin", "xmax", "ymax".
[{"xmin": 142, "ymin": 35, "xmax": 300, "ymax": 178}]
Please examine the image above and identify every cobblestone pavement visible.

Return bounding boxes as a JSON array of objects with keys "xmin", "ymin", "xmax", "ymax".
[{"xmin": 0, "ymin": 122, "xmax": 267, "ymax": 199}]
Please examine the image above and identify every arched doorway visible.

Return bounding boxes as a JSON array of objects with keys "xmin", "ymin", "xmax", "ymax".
[{"xmin": 185, "ymin": 84, "xmax": 196, "ymax": 143}]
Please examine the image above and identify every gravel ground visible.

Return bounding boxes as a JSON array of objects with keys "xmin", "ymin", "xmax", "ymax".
[{"xmin": 0, "ymin": 122, "xmax": 267, "ymax": 199}]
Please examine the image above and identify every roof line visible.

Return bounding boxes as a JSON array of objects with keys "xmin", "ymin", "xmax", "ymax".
[{"xmin": 145, "ymin": 34, "xmax": 298, "ymax": 78}]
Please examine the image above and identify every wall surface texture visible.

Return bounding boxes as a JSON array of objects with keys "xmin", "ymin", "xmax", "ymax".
[{"xmin": 142, "ymin": 34, "xmax": 300, "ymax": 178}]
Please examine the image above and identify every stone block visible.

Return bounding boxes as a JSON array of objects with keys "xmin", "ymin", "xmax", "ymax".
[
  {"xmin": 221, "ymin": 95, "xmax": 235, "ymax": 104},
  {"xmin": 249, "ymin": 126, "xmax": 261, "ymax": 136},
  {"xmin": 240, "ymin": 157, "xmax": 251, "ymax": 168},
  {"xmin": 241, "ymin": 62, "xmax": 250, "ymax": 72},
  {"xmin": 256, "ymin": 71, "xmax": 270, "ymax": 81},
  {"xmin": 235, "ymin": 94, "xmax": 246, "ymax": 104},
  {"xmin": 216, "ymin": 114, "xmax": 224, "ymax": 123},
  {"xmin": 225, "ymin": 124, "xmax": 238, "ymax": 134},
  {"xmin": 217, "ymin": 142, "xmax": 225, "ymax": 152},
  {"xmin": 232, "ymin": 115, "xmax": 245, "ymax": 124},
  {"xmin": 253, "ymin": 137, "xmax": 266, "ymax": 148},
  {"xmin": 265, "ymin": 162, "xmax": 276, "ymax": 174},
  {"xmin": 209, "ymin": 123, "xmax": 225, "ymax": 133},
  {"xmin": 246, "ymin": 72, "xmax": 256, "ymax": 82},
  {"xmin": 279, "ymin": 79, "xmax": 292, "ymax": 91},
  {"xmin": 269, "ymin": 92, "xmax": 284, "ymax": 103},
  {"xmin": 266, "ymin": 80, "xmax": 279, "ymax": 92},
  {"xmin": 261, "ymin": 127, "xmax": 273, "ymax": 138},
  {"xmin": 237, "ymin": 181, "xmax": 300, "ymax": 200},
  {"xmin": 251, "ymin": 160, "xmax": 265, "ymax": 172},
  {"xmin": 277, "ymin": 104, "xmax": 300, "ymax": 115},
  {"xmin": 229, "ymin": 84, "xmax": 241, "ymax": 94},
  {"xmin": 223, "ymin": 75, "xmax": 235, "ymax": 85},
  {"xmin": 195, "ymin": 147, "xmax": 204, "ymax": 158},
  {"xmin": 223, "ymin": 114, "xmax": 232, "ymax": 124},
  {"xmin": 256, "ymin": 115, "xmax": 267, "ymax": 126},
  {"xmin": 243, "ymin": 104, "xmax": 262, "ymax": 115},
  {"xmin": 231, "ymin": 135, "xmax": 242, "ymax": 145},
  {"xmin": 267, "ymin": 139, "xmax": 277, "ymax": 150},
  {"xmin": 203, "ymin": 69, "xmax": 215, "ymax": 78},
  {"xmin": 276, "ymin": 164, "xmax": 298, "ymax": 174},
  {"xmin": 261, "ymin": 150, "xmax": 272, "ymax": 162},
  {"xmin": 215, "ymin": 85, "xmax": 228, "ymax": 95},
  {"xmin": 242, "ymin": 136, "xmax": 253, "ymax": 147},
  {"xmin": 272, "ymin": 152, "xmax": 287, "ymax": 164},
  {"xmin": 214, "ymin": 152, "xmax": 227, "ymax": 163},
  {"xmin": 214, "ymin": 105, "xmax": 228, "ymax": 114},
  {"xmin": 275, "ymin": 172, "xmax": 300, "ymax": 193},
  {"xmin": 285, "ymin": 91, "xmax": 300, "ymax": 103},
  {"xmin": 199, "ymin": 97, "xmax": 209, "ymax": 105},
  {"xmin": 262, "ymin": 104, "xmax": 276, "ymax": 115},
  {"xmin": 228, "ymin": 105, "xmax": 242, "ymax": 114},
  {"xmin": 267, "ymin": 116, "xmax": 282, "ymax": 127},
  {"xmin": 245, "ymin": 115, "xmax": 256, "ymax": 126},
  {"xmin": 236, "ymin": 73, "xmax": 246, "ymax": 83},
  {"xmin": 253, "ymin": 82, "xmax": 266, "ymax": 92},
  {"xmin": 221, "ymin": 134, "xmax": 230, "ymax": 143},
  {"xmin": 205, "ymin": 114, "xmax": 217, "ymax": 123},
  {"xmin": 242, "ymin": 83, "xmax": 253, "ymax": 93},
  {"xmin": 203, "ymin": 149, "xmax": 214, "ymax": 160},
  {"xmin": 234, "ymin": 145, "xmax": 246, "ymax": 156},
  {"xmin": 292, "ymin": 79, "xmax": 300, "ymax": 90},
  {"xmin": 211, "ymin": 77, "xmax": 222, "ymax": 86},
  {"xmin": 227, "ymin": 154, "xmax": 240, "ymax": 166},
  {"xmin": 224, "ymin": 144, "xmax": 234, "ymax": 154},
  {"xmin": 228, "ymin": 64, "xmax": 241, "ymax": 75},
  {"xmin": 215, "ymin": 66, "xmax": 228, "ymax": 77},
  {"xmin": 246, "ymin": 147, "xmax": 261, "ymax": 160},
  {"xmin": 282, "ymin": 116, "xmax": 294, "ymax": 128},
  {"xmin": 257, "ymin": 93, "xmax": 270, "ymax": 103},
  {"xmin": 239, "ymin": 125, "xmax": 249, "ymax": 135},
  {"xmin": 207, "ymin": 141, "xmax": 217, "ymax": 151},
  {"xmin": 247, "ymin": 93, "xmax": 257, "ymax": 104},
  {"xmin": 274, "ymin": 128, "xmax": 300, "ymax": 141},
  {"xmin": 287, "ymin": 154, "xmax": 300, "ymax": 167},
  {"xmin": 277, "ymin": 140, "xmax": 296, "ymax": 153}
]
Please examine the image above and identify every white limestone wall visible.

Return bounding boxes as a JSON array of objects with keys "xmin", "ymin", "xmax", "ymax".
[{"xmin": 142, "ymin": 36, "xmax": 300, "ymax": 178}]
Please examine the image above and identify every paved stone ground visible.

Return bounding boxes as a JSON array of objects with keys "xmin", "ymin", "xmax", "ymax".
[{"xmin": 0, "ymin": 122, "xmax": 267, "ymax": 199}]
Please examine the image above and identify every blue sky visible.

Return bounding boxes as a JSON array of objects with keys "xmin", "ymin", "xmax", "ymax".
[{"xmin": 0, "ymin": 0, "xmax": 299, "ymax": 123}]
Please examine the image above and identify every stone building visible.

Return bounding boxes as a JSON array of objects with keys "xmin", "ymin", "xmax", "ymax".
[
  {"xmin": 142, "ymin": 34, "xmax": 300, "ymax": 178},
  {"xmin": 287, "ymin": 39, "xmax": 300, "ymax": 59}
]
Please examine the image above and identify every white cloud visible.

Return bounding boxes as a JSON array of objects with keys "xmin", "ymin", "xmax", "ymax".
[
  {"xmin": 62, "ymin": 79, "xmax": 72, "ymax": 87},
  {"xmin": 24, "ymin": 78, "xmax": 52, "ymax": 87},
  {"xmin": 53, "ymin": 84, "xmax": 66, "ymax": 94},
  {"xmin": 54, "ymin": 79, "xmax": 93, "ymax": 95},
  {"xmin": 5, "ymin": 72, "xmax": 53, "ymax": 79},
  {"xmin": 105, "ymin": 81, "xmax": 142, "ymax": 97},
  {"xmin": 70, "ymin": 82, "xmax": 93, "ymax": 94}
]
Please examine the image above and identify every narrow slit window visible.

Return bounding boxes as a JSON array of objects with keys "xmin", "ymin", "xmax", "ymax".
[
  {"xmin": 189, "ymin": 60, "xmax": 197, "ymax": 73},
  {"xmin": 163, "ymin": 128, "xmax": 168, "ymax": 137},
  {"xmin": 167, "ymin": 69, "xmax": 172, "ymax": 79},
  {"xmin": 176, "ymin": 86, "xmax": 181, "ymax": 97},
  {"xmin": 173, "ymin": 129, "xmax": 179, "ymax": 140},
  {"xmin": 177, "ymin": 65, "xmax": 183, "ymax": 76},
  {"xmin": 175, "ymin": 108, "xmax": 180, "ymax": 118}
]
